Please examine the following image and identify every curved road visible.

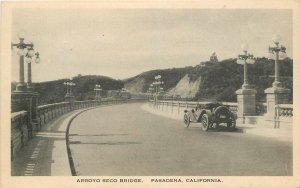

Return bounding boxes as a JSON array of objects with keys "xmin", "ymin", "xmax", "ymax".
[{"xmin": 68, "ymin": 103, "xmax": 292, "ymax": 176}]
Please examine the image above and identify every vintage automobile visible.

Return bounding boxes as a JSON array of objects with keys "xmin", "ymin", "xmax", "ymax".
[{"xmin": 183, "ymin": 102, "xmax": 237, "ymax": 131}]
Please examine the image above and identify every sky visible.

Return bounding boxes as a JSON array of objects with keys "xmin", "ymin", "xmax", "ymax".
[{"xmin": 11, "ymin": 9, "xmax": 292, "ymax": 82}]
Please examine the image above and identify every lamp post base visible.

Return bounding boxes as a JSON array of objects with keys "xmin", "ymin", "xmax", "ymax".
[
  {"xmin": 235, "ymin": 88, "xmax": 257, "ymax": 117},
  {"xmin": 27, "ymin": 84, "xmax": 34, "ymax": 92},
  {"xmin": 95, "ymin": 96, "xmax": 101, "ymax": 101},
  {"xmin": 264, "ymin": 86, "xmax": 290, "ymax": 117},
  {"xmin": 65, "ymin": 95, "xmax": 75, "ymax": 102},
  {"xmin": 15, "ymin": 83, "xmax": 27, "ymax": 92},
  {"xmin": 272, "ymin": 81, "xmax": 282, "ymax": 89}
]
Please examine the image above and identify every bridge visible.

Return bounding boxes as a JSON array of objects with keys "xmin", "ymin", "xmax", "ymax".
[
  {"xmin": 9, "ymin": 24, "xmax": 293, "ymax": 177},
  {"xmin": 11, "ymin": 96, "xmax": 292, "ymax": 176}
]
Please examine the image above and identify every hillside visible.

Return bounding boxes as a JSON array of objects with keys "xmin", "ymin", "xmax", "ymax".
[
  {"xmin": 124, "ymin": 67, "xmax": 194, "ymax": 93},
  {"xmin": 11, "ymin": 57, "xmax": 293, "ymax": 104},
  {"xmin": 12, "ymin": 75, "xmax": 124, "ymax": 105},
  {"xmin": 124, "ymin": 57, "xmax": 293, "ymax": 102},
  {"xmin": 167, "ymin": 75, "xmax": 202, "ymax": 98}
]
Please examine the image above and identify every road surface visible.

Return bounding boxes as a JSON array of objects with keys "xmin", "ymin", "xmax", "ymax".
[{"xmin": 68, "ymin": 103, "xmax": 292, "ymax": 176}]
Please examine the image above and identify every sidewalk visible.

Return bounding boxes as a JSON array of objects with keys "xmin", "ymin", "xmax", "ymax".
[
  {"xmin": 11, "ymin": 109, "xmax": 85, "ymax": 176},
  {"xmin": 141, "ymin": 104, "xmax": 292, "ymax": 143}
]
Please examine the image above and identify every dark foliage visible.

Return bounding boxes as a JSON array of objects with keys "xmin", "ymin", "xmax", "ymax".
[
  {"xmin": 124, "ymin": 57, "xmax": 293, "ymax": 102},
  {"xmin": 195, "ymin": 57, "xmax": 293, "ymax": 102},
  {"xmin": 11, "ymin": 57, "xmax": 293, "ymax": 104},
  {"xmin": 11, "ymin": 75, "xmax": 124, "ymax": 105}
]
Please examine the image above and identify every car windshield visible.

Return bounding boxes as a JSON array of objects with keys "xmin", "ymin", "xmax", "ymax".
[{"xmin": 198, "ymin": 103, "xmax": 221, "ymax": 110}]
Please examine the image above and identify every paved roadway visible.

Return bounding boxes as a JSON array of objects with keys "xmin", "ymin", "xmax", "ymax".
[{"xmin": 68, "ymin": 103, "xmax": 292, "ymax": 176}]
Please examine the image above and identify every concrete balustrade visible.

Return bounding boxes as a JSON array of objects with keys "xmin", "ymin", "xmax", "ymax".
[
  {"xmin": 273, "ymin": 104, "xmax": 293, "ymax": 128},
  {"xmin": 276, "ymin": 104, "xmax": 293, "ymax": 117},
  {"xmin": 11, "ymin": 111, "xmax": 29, "ymax": 160},
  {"xmin": 10, "ymin": 99, "xmax": 130, "ymax": 161},
  {"xmin": 150, "ymin": 100, "xmax": 292, "ymax": 128}
]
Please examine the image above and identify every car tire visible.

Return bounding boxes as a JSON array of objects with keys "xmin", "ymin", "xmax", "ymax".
[
  {"xmin": 183, "ymin": 113, "xmax": 190, "ymax": 128},
  {"xmin": 227, "ymin": 115, "xmax": 236, "ymax": 131},
  {"xmin": 201, "ymin": 114, "xmax": 210, "ymax": 131}
]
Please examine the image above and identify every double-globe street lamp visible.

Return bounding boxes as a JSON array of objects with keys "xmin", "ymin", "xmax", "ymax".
[
  {"xmin": 268, "ymin": 34, "xmax": 287, "ymax": 88},
  {"xmin": 11, "ymin": 31, "xmax": 40, "ymax": 127},
  {"xmin": 148, "ymin": 84, "xmax": 154, "ymax": 100},
  {"xmin": 94, "ymin": 84, "xmax": 102, "ymax": 100},
  {"xmin": 152, "ymin": 75, "xmax": 164, "ymax": 107},
  {"xmin": 11, "ymin": 31, "xmax": 38, "ymax": 92},
  {"xmin": 64, "ymin": 78, "xmax": 76, "ymax": 101},
  {"xmin": 264, "ymin": 34, "xmax": 290, "ymax": 117},
  {"xmin": 236, "ymin": 44, "xmax": 255, "ymax": 89},
  {"xmin": 235, "ymin": 44, "xmax": 257, "ymax": 116},
  {"xmin": 25, "ymin": 49, "xmax": 40, "ymax": 91}
]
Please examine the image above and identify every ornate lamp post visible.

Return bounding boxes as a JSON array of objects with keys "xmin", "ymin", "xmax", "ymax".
[
  {"xmin": 148, "ymin": 84, "xmax": 154, "ymax": 101},
  {"xmin": 25, "ymin": 49, "xmax": 40, "ymax": 91},
  {"xmin": 120, "ymin": 88, "xmax": 129, "ymax": 99},
  {"xmin": 94, "ymin": 84, "xmax": 102, "ymax": 100},
  {"xmin": 159, "ymin": 87, "xmax": 164, "ymax": 99},
  {"xmin": 64, "ymin": 78, "xmax": 76, "ymax": 101},
  {"xmin": 11, "ymin": 31, "xmax": 34, "ymax": 91},
  {"xmin": 235, "ymin": 44, "xmax": 257, "ymax": 116},
  {"xmin": 11, "ymin": 31, "xmax": 39, "ymax": 133},
  {"xmin": 264, "ymin": 34, "xmax": 290, "ymax": 117},
  {"xmin": 236, "ymin": 44, "xmax": 255, "ymax": 89},
  {"xmin": 268, "ymin": 34, "xmax": 287, "ymax": 88},
  {"xmin": 152, "ymin": 75, "xmax": 164, "ymax": 107}
]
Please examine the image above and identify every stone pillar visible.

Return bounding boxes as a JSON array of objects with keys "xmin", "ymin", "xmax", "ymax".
[
  {"xmin": 235, "ymin": 88, "xmax": 257, "ymax": 117},
  {"xmin": 11, "ymin": 91, "xmax": 39, "ymax": 138},
  {"xmin": 264, "ymin": 87, "xmax": 290, "ymax": 117}
]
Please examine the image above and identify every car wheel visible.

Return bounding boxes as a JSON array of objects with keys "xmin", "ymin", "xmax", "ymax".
[
  {"xmin": 183, "ymin": 113, "xmax": 190, "ymax": 128},
  {"xmin": 201, "ymin": 114, "xmax": 210, "ymax": 131},
  {"xmin": 227, "ymin": 116, "xmax": 236, "ymax": 131}
]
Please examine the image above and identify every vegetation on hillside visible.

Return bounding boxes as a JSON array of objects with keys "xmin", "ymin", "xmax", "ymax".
[
  {"xmin": 12, "ymin": 75, "xmax": 124, "ymax": 105},
  {"xmin": 124, "ymin": 57, "xmax": 293, "ymax": 102},
  {"xmin": 11, "ymin": 57, "xmax": 293, "ymax": 104},
  {"xmin": 192, "ymin": 57, "xmax": 293, "ymax": 102}
]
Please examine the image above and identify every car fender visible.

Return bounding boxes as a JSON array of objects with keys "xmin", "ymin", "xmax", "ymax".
[
  {"xmin": 198, "ymin": 110, "xmax": 213, "ymax": 122},
  {"xmin": 184, "ymin": 110, "xmax": 197, "ymax": 122}
]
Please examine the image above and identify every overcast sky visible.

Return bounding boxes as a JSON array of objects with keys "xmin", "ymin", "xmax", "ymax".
[{"xmin": 11, "ymin": 9, "xmax": 292, "ymax": 82}]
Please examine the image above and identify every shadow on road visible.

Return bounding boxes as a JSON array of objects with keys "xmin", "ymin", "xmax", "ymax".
[
  {"xmin": 69, "ymin": 141, "xmax": 142, "ymax": 145},
  {"xmin": 186, "ymin": 124, "xmax": 245, "ymax": 133},
  {"xmin": 69, "ymin": 133, "xmax": 128, "ymax": 137}
]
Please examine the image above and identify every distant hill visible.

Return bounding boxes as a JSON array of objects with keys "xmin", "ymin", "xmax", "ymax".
[
  {"xmin": 123, "ymin": 57, "xmax": 293, "ymax": 102},
  {"xmin": 12, "ymin": 75, "xmax": 124, "ymax": 105}
]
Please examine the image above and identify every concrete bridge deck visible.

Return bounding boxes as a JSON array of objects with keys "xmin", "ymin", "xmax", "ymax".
[{"xmin": 11, "ymin": 103, "xmax": 292, "ymax": 176}]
